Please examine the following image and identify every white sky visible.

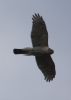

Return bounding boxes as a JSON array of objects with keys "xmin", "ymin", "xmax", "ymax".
[{"xmin": 0, "ymin": 0, "xmax": 71, "ymax": 100}]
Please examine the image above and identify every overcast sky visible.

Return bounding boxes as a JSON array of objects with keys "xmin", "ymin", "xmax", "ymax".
[{"xmin": 0, "ymin": 0, "xmax": 71, "ymax": 100}]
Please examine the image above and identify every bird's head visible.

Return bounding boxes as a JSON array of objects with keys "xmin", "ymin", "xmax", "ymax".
[{"xmin": 48, "ymin": 48, "xmax": 54, "ymax": 55}]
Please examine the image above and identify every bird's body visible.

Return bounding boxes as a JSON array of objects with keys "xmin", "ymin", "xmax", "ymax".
[
  {"xmin": 13, "ymin": 14, "xmax": 56, "ymax": 82},
  {"xmin": 14, "ymin": 47, "xmax": 54, "ymax": 56}
]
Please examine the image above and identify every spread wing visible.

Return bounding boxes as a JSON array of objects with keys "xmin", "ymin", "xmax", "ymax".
[
  {"xmin": 31, "ymin": 14, "xmax": 56, "ymax": 81},
  {"xmin": 35, "ymin": 55, "xmax": 56, "ymax": 81},
  {"xmin": 31, "ymin": 13, "xmax": 48, "ymax": 47}
]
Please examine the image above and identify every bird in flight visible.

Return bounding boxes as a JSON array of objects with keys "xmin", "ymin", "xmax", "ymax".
[{"xmin": 13, "ymin": 13, "xmax": 56, "ymax": 82}]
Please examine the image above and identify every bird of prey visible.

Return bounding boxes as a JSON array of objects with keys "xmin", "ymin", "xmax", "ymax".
[{"xmin": 13, "ymin": 13, "xmax": 56, "ymax": 82}]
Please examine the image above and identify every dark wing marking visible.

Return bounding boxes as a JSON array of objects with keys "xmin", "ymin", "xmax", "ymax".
[
  {"xmin": 35, "ymin": 55, "xmax": 56, "ymax": 81},
  {"xmin": 31, "ymin": 13, "xmax": 48, "ymax": 47}
]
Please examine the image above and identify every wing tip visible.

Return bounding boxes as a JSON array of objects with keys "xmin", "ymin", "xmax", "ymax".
[
  {"xmin": 44, "ymin": 74, "xmax": 56, "ymax": 82},
  {"xmin": 32, "ymin": 13, "xmax": 43, "ymax": 23}
]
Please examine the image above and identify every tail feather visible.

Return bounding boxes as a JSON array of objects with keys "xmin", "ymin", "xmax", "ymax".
[
  {"xmin": 13, "ymin": 48, "xmax": 34, "ymax": 55},
  {"xmin": 13, "ymin": 49, "xmax": 25, "ymax": 54}
]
